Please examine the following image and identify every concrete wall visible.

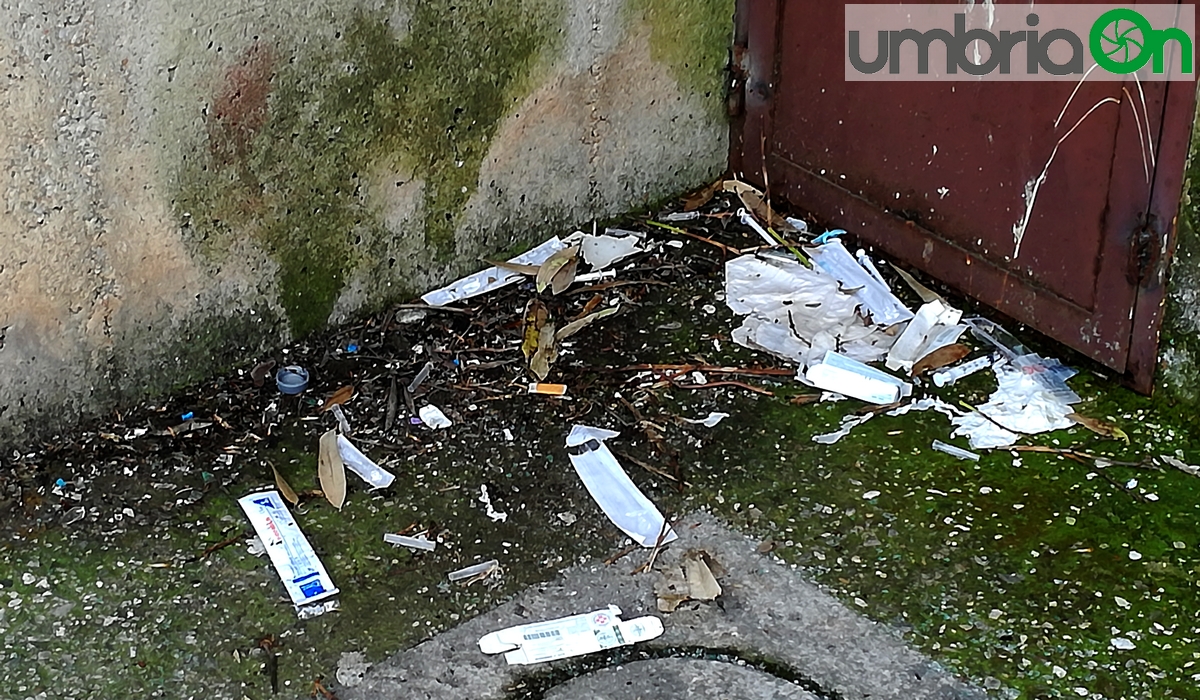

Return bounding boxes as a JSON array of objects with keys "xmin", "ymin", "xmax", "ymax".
[
  {"xmin": 0, "ymin": 0, "xmax": 733, "ymax": 440},
  {"xmin": 1161, "ymin": 105, "xmax": 1200, "ymax": 407}
]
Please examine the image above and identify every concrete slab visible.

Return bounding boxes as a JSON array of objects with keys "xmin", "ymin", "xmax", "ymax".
[
  {"xmin": 344, "ymin": 512, "xmax": 987, "ymax": 700},
  {"xmin": 543, "ymin": 658, "xmax": 819, "ymax": 700}
]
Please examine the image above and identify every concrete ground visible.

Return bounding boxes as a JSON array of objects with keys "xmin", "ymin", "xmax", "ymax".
[{"xmin": 345, "ymin": 512, "xmax": 983, "ymax": 700}]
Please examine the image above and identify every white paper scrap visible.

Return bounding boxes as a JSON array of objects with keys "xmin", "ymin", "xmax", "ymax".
[
  {"xmin": 337, "ymin": 436, "xmax": 396, "ymax": 489},
  {"xmin": 418, "ymin": 404, "xmax": 453, "ymax": 429},
  {"xmin": 805, "ymin": 351, "xmax": 911, "ymax": 405},
  {"xmin": 238, "ymin": 491, "xmax": 339, "ymax": 611},
  {"xmin": 886, "ymin": 300, "xmax": 965, "ymax": 372},
  {"xmin": 565, "ymin": 426, "xmax": 677, "ymax": 547},
  {"xmin": 581, "ymin": 231, "xmax": 643, "ymax": 269},
  {"xmin": 478, "ymin": 605, "xmax": 664, "ymax": 665},
  {"xmin": 420, "ymin": 236, "xmax": 567, "ymax": 306},
  {"xmin": 682, "ymin": 412, "xmax": 729, "ymax": 428},
  {"xmin": 807, "ymin": 240, "xmax": 914, "ymax": 327},
  {"xmin": 479, "ymin": 485, "xmax": 508, "ymax": 523}
]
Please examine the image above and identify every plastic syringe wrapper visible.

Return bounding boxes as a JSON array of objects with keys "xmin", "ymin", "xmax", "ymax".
[{"xmin": 238, "ymin": 490, "xmax": 339, "ymax": 613}]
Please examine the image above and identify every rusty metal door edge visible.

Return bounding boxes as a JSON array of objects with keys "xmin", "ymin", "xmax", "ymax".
[{"xmin": 1126, "ymin": 77, "xmax": 1198, "ymax": 394}]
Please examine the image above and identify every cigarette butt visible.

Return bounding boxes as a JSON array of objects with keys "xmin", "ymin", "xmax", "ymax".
[{"xmin": 528, "ymin": 383, "xmax": 568, "ymax": 396}]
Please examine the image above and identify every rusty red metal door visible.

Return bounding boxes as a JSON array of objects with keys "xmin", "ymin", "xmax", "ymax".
[{"xmin": 731, "ymin": 1, "xmax": 1198, "ymax": 392}]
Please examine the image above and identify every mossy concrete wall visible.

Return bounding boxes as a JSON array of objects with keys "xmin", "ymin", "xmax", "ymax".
[
  {"xmin": 1161, "ymin": 103, "xmax": 1200, "ymax": 406},
  {"xmin": 0, "ymin": 0, "xmax": 733, "ymax": 440}
]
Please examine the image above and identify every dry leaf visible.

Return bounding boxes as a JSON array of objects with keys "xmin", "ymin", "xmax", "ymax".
[
  {"xmin": 535, "ymin": 245, "xmax": 579, "ymax": 293},
  {"xmin": 272, "ymin": 464, "xmax": 299, "ymax": 506},
  {"xmin": 529, "ymin": 320, "xmax": 558, "ymax": 381},
  {"xmin": 682, "ymin": 179, "xmax": 723, "ymax": 211},
  {"xmin": 251, "ymin": 359, "xmax": 277, "ymax": 387},
  {"xmin": 483, "ymin": 259, "xmax": 541, "ymax": 275},
  {"xmin": 317, "ymin": 429, "xmax": 346, "ymax": 510},
  {"xmin": 320, "ymin": 385, "xmax": 354, "ymax": 412},
  {"xmin": 556, "ymin": 305, "xmax": 619, "ymax": 342},
  {"xmin": 722, "ymin": 179, "xmax": 761, "ymax": 196},
  {"xmin": 788, "ymin": 394, "xmax": 820, "ymax": 406},
  {"xmin": 574, "ymin": 294, "xmax": 604, "ymax": 319},
  {"xmin": 912, "ymin": 344, "xmax": 972, "ymax": 377},
  {"xmin": 888, "ymin": 262, "xmax": 942, "ymax": 304},
  {"xmin": 549, "ymin": 256, "xmax": 577, "ymax": 295},
  {"xmin": 521, "ymin": 299, "xmax": 550, "ymax": 360},
  {"xmin": 1068, "ymin": 413, "xmax": 1130, "ymax": 444},
  {"xmin": 654, "ymin": 549, "xmax": 723, "ymax": 613}
]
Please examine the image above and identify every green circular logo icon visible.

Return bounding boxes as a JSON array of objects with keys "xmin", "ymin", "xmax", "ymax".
[{"xmin": 1091, "ymin": 8, "xmax": 1154, "ymax": 73}]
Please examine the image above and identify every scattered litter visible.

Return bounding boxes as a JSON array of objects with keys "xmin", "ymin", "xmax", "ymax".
[
  {"xmin": 565, "ymin": 426, "xmax": 677, "ymax": 547},
  {"xmin": 885, "ymin": 300, "xmax": 965, "ymax": 372},
  {"xmin": 528, "ymin": 383, "xmax": 568, "ymax": 396},
  {"xmin": 383, "ymin": 533, "xmax": 436, "ymax": 552},
  {"xmin": 931, "ymin": 353, "xmax": 998, "ymax": 387},
  {"xmin": 337, "ymin": 436, "xmax": 396, "ymax": 489},
  {"xmin": 317, "ymin": 429, "xmax": 346, "ymax": 510},
  {"xmin": 725, "ymin": 252, "xmax": 897, "ymax": 369},
  {"xmin": 661, "ymin": 211, "xmax": 700, "ymax": 222},
  {"xmin": 805, "ymin": 351, "xmax": 911, "ymax": 405},
  {"xmin": 950, "ymin": 359, "xmax": 1078, "ymax": 449},
  {"xmin": 330, "ymin": 404, "xmax": 352, "ymax": 435},
  {"xmin": 807, "ymin": 240, "xmax": 913, "ymax": 327},
  {"xmin": 238, "ymin": 490, "xmax": 339, "ymax": 614},
  {"xmin": 580, "ymin": 231, "xmax": 643, "ymax": 269},
  {"xmin": 418, "ymin": 405, "xmax": 453, "ymax": 429},
  {"xmin": 655, "ymin": 549, "xmax": 724, "ymax": 612},
  {"xmin": 62, "ymin": 506, "xmax": 86, "ymax": 526},
  {"xmin": 407, "ymin": 361, "xmax": 434, "ymax": 394},
  {"xmin": 246, "ymin": 536, "xmax": 266, "ymax": 557},
  {"xmin": 737, "ymin": 208, "xmax": 777, "ymax": 246},
  {"xmin": 964, "ymin": 317, "xmax": 1028, "ymax": 361},
  {"xmin": 275, "ymin": 366, "xmax": 309, "ymax": 395},
  {"xmin": 421, "ymin": 236, "xmax": 567, "ymax": 306},
  {"xmin": 448, "ymin": 559, "xmax": 499, "ymax": 582},
  {"xmin": 862, "ymin": 490, "xmax": 881, "ymax": 499},
  {"xmin": 932, "ymin": 440, "xmax": 981, "ymax": 461},
  {"xmin": 556, "ymin": 512, "xmax": 578, "ymax": 526},
  {"xmin": 479, "ymin": 485, "xmax": 508, "ymax": 523},
  {"xmin": 1161, "ymin": 455, "xmax": 1199, "ymax": 477},
  {"xmin": 682, "ymin": 412, "xmax": 729, "ymax": 428},
  {"xmin": 1111, "ymin": 637, "xmax": 1137, "ymax": 650},
  {"xmin": 814, "ymin": 414, "xmax": 874, "ymax": 444},
  {"xmin": 478, "ymin": 605, "xmax": 663, "ymax": 665},
  {"xmin": 785, "ymin": 217, "xmax": 808, "ymax": 232}
]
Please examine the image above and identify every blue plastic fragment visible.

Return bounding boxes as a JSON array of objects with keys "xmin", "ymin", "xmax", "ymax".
[
  {"xmin": 812, "ymin": 229, "xmax": 847, "ymax": 245},
  {"xmin": 181, "ymin": 411, "xmax": 195, "ymax": 421},
  {"xmin": 55, "ymin": 478, "xmax": 67, "ymax": 489},
  {"xmin": 346, "ymin": 343, "xmax": 359, "ymax": 353}
]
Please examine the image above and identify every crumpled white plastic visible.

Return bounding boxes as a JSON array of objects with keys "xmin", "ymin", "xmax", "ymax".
[
  {"xmin": 725, "ymin": 253, "xmax": 898, "ymax": 370},
  {"xmin": 950, "ymin": 362, "xmax": 1077, "ymax": 449}
]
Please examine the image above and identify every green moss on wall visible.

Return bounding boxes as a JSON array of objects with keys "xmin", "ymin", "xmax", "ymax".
[
  {"xmin": 1160, "ymin": 108, "xmax": 1200, "ymax": 408},
  {"xmin": 174, "ymin": 1, "xmax": 563, "ymax": 338},
  {"xmin": 627, "ymin": 0, "xmax": 734, "ymax": 115}
]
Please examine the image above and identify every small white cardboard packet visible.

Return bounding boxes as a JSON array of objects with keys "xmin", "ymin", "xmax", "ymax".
[
  {"xmin": 238, "ymin": 490, "xmax": 339, "ymax": 610},
  {"xmin": 478, "ymin": 605, "xmax": 664, "ymax": 665}
]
